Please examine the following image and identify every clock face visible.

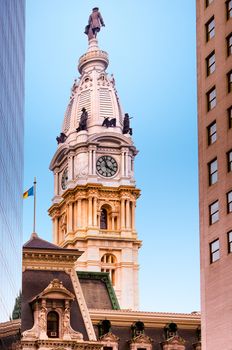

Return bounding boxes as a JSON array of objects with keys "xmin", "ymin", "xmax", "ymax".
[
  {"xmin": 61, "ymin": 168, "xmax": 68, "ymax": 190},
  {"xmin": 96, "ymin": 156, "xmax": 118, "ymax": 177}
]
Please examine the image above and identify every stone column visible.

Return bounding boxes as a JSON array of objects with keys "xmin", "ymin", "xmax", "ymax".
[
  {"xmin": 131, "ymin": 201, "xmax": 135, "ymax": 230},
  {"xmin": 121, "ymin": 199, "xmax": 125, "ymax": 229},
  {"xmin": 67, "ymin": 203, "xmax": 73, "ymax": 232},
  {"xmin": 93, "ymin": 197, "xmax": 97, "ymax": 226},
  {"xmin": 88, "ymin": 197, "xmax": 92, "ymax": 226},
  {"xmin": 77, "ymin": 199, "xmax": 82, "ymax": 227},
  {"xmin": 121, "ymin": 152, "xmax": 125, "ymax": 177},
  {"xmin": 54, "ymin": 170, "xmax": 59, "ymax": 196},
  {"xmin": 125, "ymin": 151, "xmax": 128, "ymax": 177},
  {"xmin": 88, "ymin": 149, "xmax": 92, "ymax": 174},
  {"xmin": 53, "ymin": 217, "xmax": 58, "ymax": 244},
  {"xmin": 126, "ymin": 199, "xmax": 130, "ymax": 229},
  {"xmin": 68, "ymin": 155, "xmax": 74, "ymax": 180},
  {"xmin": 93, "ymin": 150, "xmax": 96, "ymax": 175}
]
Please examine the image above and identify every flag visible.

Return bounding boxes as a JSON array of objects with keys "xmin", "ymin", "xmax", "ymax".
[{"xmin": 23, "ymin": 186, "xmax": 34, "ymax": 199}]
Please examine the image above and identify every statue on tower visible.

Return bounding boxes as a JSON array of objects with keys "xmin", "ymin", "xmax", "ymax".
[
  {"xmin": 76, "ymin": 107, "xmax": 88, "ymax": 132},
  {"xmin": 123, "ymin": 113, "xmax": 133, "ymax": 135},
  {"xmin": 84, "ymin": 7, "xmax": 105, "ymax": 40}
]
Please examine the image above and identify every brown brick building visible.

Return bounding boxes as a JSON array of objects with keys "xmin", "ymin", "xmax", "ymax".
[{"xmin": 196, "ymin": 0, "xmax": 232, "ymax": 348}]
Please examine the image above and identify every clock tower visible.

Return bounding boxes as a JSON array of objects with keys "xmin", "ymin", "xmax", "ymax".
[{"xmin": 48, "ymin": 30, "xmax": 141, "ymax": 310}]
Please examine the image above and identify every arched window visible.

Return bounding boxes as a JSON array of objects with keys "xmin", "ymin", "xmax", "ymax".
[
  {"xmin": 47, "ymin": 311, "xmax": 59, "ymax": 338},
  {"xmin": 100, "ymin": 208, "xmax": 108, "ymax": 229},
  {"xmin": 101, "ymin": 253, "xmax": 117, "ymax": 286}
]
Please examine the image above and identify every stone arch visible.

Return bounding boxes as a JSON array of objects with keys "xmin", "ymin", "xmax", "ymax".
[
  {"xmin": 47, "ymin": 311, "xmax": 59, "ymax": 338},
  {"xmin": 101, "ymin": 253, "xmax": 117, "ymax": 286}
]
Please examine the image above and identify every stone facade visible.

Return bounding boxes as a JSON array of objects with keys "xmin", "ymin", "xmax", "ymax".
[{"xmin": 48, "ymin": 38, "xmax": 141, "ymax": 310}]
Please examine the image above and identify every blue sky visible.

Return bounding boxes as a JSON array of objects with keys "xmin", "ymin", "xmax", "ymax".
[{"xmin": 24, "ymin": 0, "xmax": 199, "ymax": 313}]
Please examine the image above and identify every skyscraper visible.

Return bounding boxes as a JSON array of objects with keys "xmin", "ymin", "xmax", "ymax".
[
  {"xmin": 196, "ymin": 0, "xmax": 232, "ymax": 348},
  {"xmin": 0, "ymin": 0, "xmax": 25, "ymax": 322}
]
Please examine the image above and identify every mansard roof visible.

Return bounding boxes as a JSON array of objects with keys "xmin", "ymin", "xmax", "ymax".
[
  {"xmin": 23, "ymin": 234, "xmax": 63, "ymax": 250},
  {"xmin": 77, "ymin": 271, "xmax": 120, "ymax": 310}
]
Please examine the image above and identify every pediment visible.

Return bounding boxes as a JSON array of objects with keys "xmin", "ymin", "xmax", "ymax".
[
  {"xmin": 130, "ymin": 334, "xmax": 153, "ymax": 344},
  {"xmin": 164, "ymin": 335, "xmax": 186, "ymax": 345},
  {"xmin": 31, "ymin": 279, "xmax": 75, "ymax": 302},
  {"xmin": 49, "ymin": 145, "xmax": 69, "ymax": 170},
  {"xmin": 100, "ymin": 332, "xmax": 119, "ymax": 342}
]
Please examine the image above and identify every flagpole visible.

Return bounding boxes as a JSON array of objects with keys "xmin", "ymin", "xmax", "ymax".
[{"xmin": 33, "ymin": 177, "xmax": 36, "ymax": 233}]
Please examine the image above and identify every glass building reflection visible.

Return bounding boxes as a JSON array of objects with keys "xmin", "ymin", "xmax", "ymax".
[{"xmin": 0, "ymin": 0, "xmax": 25, "ymax": 322}]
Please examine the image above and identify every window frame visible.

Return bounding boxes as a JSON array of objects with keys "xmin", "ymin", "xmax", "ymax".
[
  {"xmin": 227, "ymin": 70, "xmax": 232, "ymax": 93},
  {"xmin": 227, "ymin": 190, "xmax": 232, "ymax": 213},
  {"xmin": 208, "ymin": 158, "xmax": 218, "ymax": 185},
  {"xmin": 206, "ymin": 51, "xmax": 216, "ymax": 76},
  {"xmin": 206, "ymin": 16, "xmax": 215, "ymax": 42},
  {"xmin": 228, "ymin": 230, "xmax": 232, "ymax": 253},
  {"xmin": 227, "ymin": 33, "xmax": 232, "ymax": 56},
  {"xmin": 209, "ymin": 200, "xmax": 219, "ymax": 225},
  {"xmin": 210, "ymin": 239, "xmax": 220, "ymax": 263},
  {"xmin": 207, "ymin": 121, "xmax": 217, "ymax": 145},
  {"xmin": 207, "ymin": 86, "xmax": 216, "ymax": 111},
  {"xmin": 206, "ymin": 0, "xmax": 213, "ymax": 6},
  {"xmin": 226, "ymin": 0, "xmax": 232, "ymax": 20},
  {"xmin": 227, "ymin": 150, "xmax": 232, "ymax": 172}
]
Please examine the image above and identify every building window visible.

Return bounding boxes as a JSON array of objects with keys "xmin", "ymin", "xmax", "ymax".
[
  {"xmin": 209, "ymin": 200, "xmax": 219, "ymax": 224},
  {"xmin": 206, "ymin": 17, "xmax": 215, "ymax": 41},
  {"xmin": 206, "ymin": 0, "xmax": 213, "ymax": 6},
  {"xmin": 101, "ymin": 253, "xmax": 117, "ymax": 286},
  {"xmin": 207, "ymin": 87, "xmax": 216, "ymax": 111},
  {"xmin": 228, "ymin": 106, "xmax": 232, "ymax": 128},
  {"xmin": 228, "ymin": 231, "xmax": 232, "ymax": 253},
  {"xmin": 207, "ymin": 121, "xmax": 217, "ymax": 145},
  {"xmin": 227, "ymin": 33, "xmax": 232, "ymax": 56},
  {"xmin": 208, "ymin": 158, "xmax": 218, "ymax": 185},
  {"xmin": 227, "ymin": 191, "xmax": 232, "ymax": 213},
  {"xmin": 227, "ymin": 70, "xmax": 232, "ymax": 92},
  {"xmin": 206, "ymin": 51, "xmax": 215, "ymax": 76},
  {"xmin": 227, "ymin": 150, "xmax": 232, "ymax": 171},
  {"xmin": 47, "ymin": 311, "xmax": 59, "ymax": 338},
  {"xmin": 226, "ymin": 0, "xmax": 232, "ymax": 19},
  {"xmin": 210, "ymin": 239, "xmax": 220, "ymax": 263},
  {"xmin": 100, "ymin": 208, "xmax": 108, "ymax": 229}
]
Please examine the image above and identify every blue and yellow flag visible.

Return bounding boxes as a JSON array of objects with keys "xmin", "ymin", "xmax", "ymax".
[{"xmin": 23, "ymin": 186, "xmax": 34, "ymax": 199}]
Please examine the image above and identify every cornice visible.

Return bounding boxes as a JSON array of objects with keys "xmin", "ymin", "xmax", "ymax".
[
  {"xmin": 48, "ymin": 184, "xmax": 141, "ymax": 216},
  {"xmin": 21, "ymin": 339, "xmax": 102, "ymax": 350},
  {"xmin": 23, "ymin": 247, "xmax": 83, "ymax": 269},
  {"xmin": 89, "ymin": 309, "xmax": 201, "ymax": 329}
]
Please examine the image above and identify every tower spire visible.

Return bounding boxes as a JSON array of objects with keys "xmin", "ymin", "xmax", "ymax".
[{"xmin": 49, "ymin": 12, "xmax": 141, "ymax": 310}]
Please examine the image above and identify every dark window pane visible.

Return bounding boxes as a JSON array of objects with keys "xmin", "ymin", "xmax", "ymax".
[
  {"xmin": 227, "ymin": 34, "xmax": 232, "ymax": 56},
  {"xmin": 227, "ymin": 191, "xmax": 232, "ymax": 213},
  {"xmin": 209, "ymin": 200, "xmax": 219, "ymax": 224},
  {"xmin": 228, "ymin": 107, "xmax": 232, "ymax": 128},
  {"xmin": 208, "ymin": 158, "xmax": 218, "ymax": 185},
  {"xmin": 227, "ymin": 150, "xmax": 232, "ymax": 172},
  {"xmin": 228, "ymin": 71, "xmax": 232, "ymax": 92},
  {"xmin": 206, "ymin": 51, "xmax": 215, "ymax": 76},
  {"xmin": 210, "ymin": 239, "xmax": 220, "ymax": 263},
  {"xmin": 208, "ymin": 121, "xmax": 217, "ymax": 145},
  {"xmin": 207, "ymin": 87, "xmax": 216, "ymax": 111},
  {"xmin": 206, "ymin": 17, "xmax": 215, "ymax": 41},
  {"xmin": 226, "ymin": 0, "xmax": 232, "ymax": 19}
]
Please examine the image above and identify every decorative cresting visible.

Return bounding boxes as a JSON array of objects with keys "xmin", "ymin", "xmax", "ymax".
[{"xmin": 22, "ymin": 279, "xmax": 83, "ymax": 341}]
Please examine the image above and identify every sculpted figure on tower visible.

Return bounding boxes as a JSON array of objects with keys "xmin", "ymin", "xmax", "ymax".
[{"xmin": 84, "ymin": 7, "xmax": 105, "ymax": 40}]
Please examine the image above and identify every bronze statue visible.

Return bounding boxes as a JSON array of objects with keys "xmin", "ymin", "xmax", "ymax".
[
  {"xmin": 123, "ymin": 113, "xmax": 133, "ymax": 135},
  {"xmin": 76, "ymin": 108, "xmax": 88, "ymax": 132},
  {"xmin": 102, "ymin": 117, "xmax": 116, "ymax": 128},
  {"xmin": 56, "ymin": 132, "xmax": 67, "ymax": 144},
  {"xmin": 84, "ymin": 7, "xmax": 105, "ymax": 40}
]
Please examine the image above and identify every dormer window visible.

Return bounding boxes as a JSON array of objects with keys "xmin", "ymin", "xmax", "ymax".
[{"xmin": 47, "ymin": 311, "xmax": 59, "ymax": 338}]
